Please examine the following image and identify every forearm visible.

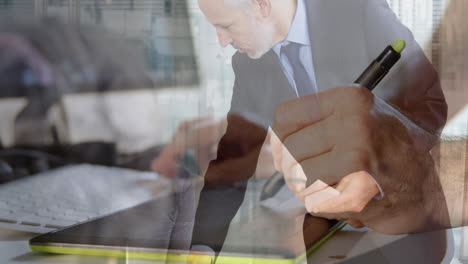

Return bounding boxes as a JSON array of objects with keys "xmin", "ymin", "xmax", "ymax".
[{"xmin": 191, "ymin": 113, "xmax": 267, "ymax": 251}]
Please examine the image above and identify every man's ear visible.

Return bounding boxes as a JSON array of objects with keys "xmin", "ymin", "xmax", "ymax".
[{"xmin": 254, "ymin": 0, "xmax": 271, "ymax": 17}]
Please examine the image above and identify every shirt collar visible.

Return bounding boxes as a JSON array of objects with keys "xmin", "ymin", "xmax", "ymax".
[{"xmin": 272, "ymin": 0, "xmax": 310, "ymax": 55}]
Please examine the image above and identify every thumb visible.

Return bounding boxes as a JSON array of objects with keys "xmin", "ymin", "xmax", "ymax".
[{"xmin": 270, "ymin": 131, "xmax": 283, "ymax": 172}]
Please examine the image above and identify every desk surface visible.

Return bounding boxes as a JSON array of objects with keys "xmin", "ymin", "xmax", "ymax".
[{"xmin": 0, "ymin": 226, "xmax": 460, "ymax": 264}]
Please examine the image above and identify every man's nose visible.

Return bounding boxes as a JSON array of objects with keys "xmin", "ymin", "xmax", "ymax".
[{"xmin": 216, "ymin": 30, "xmax": 232, "ymax": 48}]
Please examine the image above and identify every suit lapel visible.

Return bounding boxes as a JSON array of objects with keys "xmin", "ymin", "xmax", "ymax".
[
  {"xmin": 260, "ymin": 50, "xmax": 297, "ymax": 105},
  {"xmin": 304, "ymin": 0, "xmax": 369, "ymax": 91}
]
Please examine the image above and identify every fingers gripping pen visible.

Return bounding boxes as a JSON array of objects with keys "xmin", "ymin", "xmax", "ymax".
[{"xmin": 355, "ymin": 40, "xmax": 406, "ymax": 91}]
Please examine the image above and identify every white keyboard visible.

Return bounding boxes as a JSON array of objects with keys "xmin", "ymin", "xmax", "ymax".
[{"xmin": 0, "ymin": 164, "xmax": 169, "ymax": 233}]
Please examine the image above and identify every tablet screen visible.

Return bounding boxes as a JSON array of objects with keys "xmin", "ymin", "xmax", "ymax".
[{"xmin": 30, "ymin": 179, "xmax": 336, "ymax": 260}]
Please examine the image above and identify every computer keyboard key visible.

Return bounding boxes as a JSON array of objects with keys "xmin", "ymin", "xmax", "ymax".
[
  {"xmin": 0, "ymin": 209, "xmax": 13, "ymax": 215},
  {"xmin": 20, "ymin": 221, "xmax": 41, "ymax": 227},
  {"xmin": 32, "ymin": 197, "xmax": 58, "ymax": 204},
  {"xmin": 44, "ymin": 224, "xmax": 64, "ymax": 229},
  {"xmin": 55, "ymin": 215, "xmax": 87, "ymax": 222},
  {"xmin": 0, "ymin": 210, "xmax": 15, "ymax": 218},
  {"xmin": 98, "ymin": 208, "xmax": 112, "ymax": 214},
  {"xmin": 0, "ymin": 204, "xmax": 11, "ymax": 210},
  {"xmin": 35, "ymin": 209, "xmax": 56, "ymax": 218},
  {"xmin": 46, "ymin": 220, "xmax": 78, "ymax": 228},
  {"xmin": 12, "ymin": 209, "xmax": 36, "ymax": 217},
  {"xmin": 70, "ymin": 207, "xmax": 98, "ymax": 214},
  {"xmin": 19, "ymin": 215, "xmax": 51, "ymax": 225},
  {"xmin": 18, "ymin": 195, "xmax": 32, "ymax": 201},
  {"xmin": 19, "ymin": 204, "xmax": 40, "ymax": 211},
  {"xmin": 5, "ymin": 200, "xmax": 25, "ymax": 207},
  {"xmin": 0, "ymin": 218, "xmax": 16, "ymax": 224},
  {"xmin": 49, "ymin": 206, "xmax": 74, "ymax": 214},
  {"xmin": 0, "ymin": 194, "xmax": 14, "ymax": 200},
  {"xmin": 65, "ymin": 211, "xmax": 94, "ymax": 219}
]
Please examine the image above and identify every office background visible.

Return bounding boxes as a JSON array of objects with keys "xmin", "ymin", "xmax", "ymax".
[
  {"xmin": 0, "ymin": 0, "xmax": 465, "ymax": 141},
  {"xmin": 0, "ymin": 1, "xmax": 465, "ymax": 211}
]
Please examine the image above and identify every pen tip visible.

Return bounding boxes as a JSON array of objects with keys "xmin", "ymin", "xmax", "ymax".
[{"xmin": 392, "ymin": 40, "xmax": 406, "ymax": 54}]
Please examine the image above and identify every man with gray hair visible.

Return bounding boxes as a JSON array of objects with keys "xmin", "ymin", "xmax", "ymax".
[{"xmin": 192, "ymin": 0, "xmax": 450, "ymax": 257}]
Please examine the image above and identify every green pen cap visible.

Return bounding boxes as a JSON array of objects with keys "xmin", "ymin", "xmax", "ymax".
[
  {"xmin": 392, "ymin": 40, "xmax": 406, "ymax": 54},
  {"xmin": 355, "ymin": 40, "xmax": 405, "ymax": 90}
]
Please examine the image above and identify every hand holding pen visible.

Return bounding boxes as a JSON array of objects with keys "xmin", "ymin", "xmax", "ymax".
[{"xmin": 270, "ymin": 40, "xmax": 448, "ymax": 233}]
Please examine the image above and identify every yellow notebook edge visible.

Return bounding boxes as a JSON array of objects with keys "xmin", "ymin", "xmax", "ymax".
[{"xmin": 30, "ymin": 221, "xmax": 347, "ymax": 264}]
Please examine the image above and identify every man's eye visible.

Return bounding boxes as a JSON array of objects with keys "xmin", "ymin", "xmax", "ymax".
[{"xmin": 215, "ymin": 24, "xmax": 231, "ymax": 31}]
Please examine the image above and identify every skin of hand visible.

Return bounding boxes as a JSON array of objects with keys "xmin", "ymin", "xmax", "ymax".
[
  {"xmin": 255, "ymin": 131, "xmax": 277, "ymax": 180},
  {"xmin": 271, "ymin": 85, "xmax": 450, "ymax": 234},
  {"xmin": 150, "ymin": 144, "xmax": 181, "ymax": 178},
  {"xmin": 151, "ymin": 117, "xmax": 225, "ymax": 178}
]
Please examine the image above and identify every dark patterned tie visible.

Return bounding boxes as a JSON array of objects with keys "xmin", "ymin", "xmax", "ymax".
[{"xmin": 281, "ymin": 42, "xmax": 313, "ymax": 96}]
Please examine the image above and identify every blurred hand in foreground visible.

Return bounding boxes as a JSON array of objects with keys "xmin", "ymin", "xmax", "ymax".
[{"xmin": 272, "ymin": 85, "xmax": 450, "ymax": 234}]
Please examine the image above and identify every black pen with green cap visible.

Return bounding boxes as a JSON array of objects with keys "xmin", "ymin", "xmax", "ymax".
[{"xmin": 355, "ymin": 40, "xmax": 406, "ymax": 90}]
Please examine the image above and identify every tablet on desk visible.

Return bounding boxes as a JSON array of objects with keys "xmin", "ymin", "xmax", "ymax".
[{"xmin": 29, "ymin": 180, "xmax": 345, "ymax": 264}]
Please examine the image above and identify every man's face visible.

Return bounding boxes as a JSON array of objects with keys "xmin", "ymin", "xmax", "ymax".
[{"xmin": 199, "ymin": 0, "xmax": 275, "ymax": 59}]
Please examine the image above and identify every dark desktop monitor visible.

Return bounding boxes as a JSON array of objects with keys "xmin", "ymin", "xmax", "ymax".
[
  {"xmin": 0, "ymin": 0, "xmax": 200, "ymax": 182},
  {"xmin": 0, "ymin": 0, "xmax": 199, "ymax": 95}
]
